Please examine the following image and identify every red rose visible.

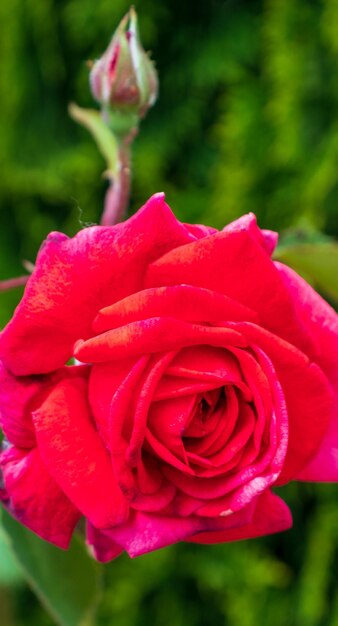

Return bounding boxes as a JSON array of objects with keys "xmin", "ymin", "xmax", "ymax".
[{"xmin": 0, "ymin": 194, "xmax": 337, "ymax": 559}]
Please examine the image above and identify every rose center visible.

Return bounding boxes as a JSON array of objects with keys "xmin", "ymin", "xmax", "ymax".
[{"xmin": 182, "ymin": 388, "xmax": 225, "ymax": 449}]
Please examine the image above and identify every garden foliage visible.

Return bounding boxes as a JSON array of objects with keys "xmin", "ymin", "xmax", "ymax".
[{"xmin": 0, "ymin": 1, "xmax": 338, "ymax": 625}]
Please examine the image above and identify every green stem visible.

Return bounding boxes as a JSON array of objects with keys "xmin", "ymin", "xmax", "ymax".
[{"xmin": 69, "ymin": 104, "xmax": 138, "ymax": 225}]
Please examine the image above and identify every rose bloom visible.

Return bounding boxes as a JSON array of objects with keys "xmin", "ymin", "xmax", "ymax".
[{"xmin": 0, "ymin": 194, "xmax": 337, "ymax": 560}]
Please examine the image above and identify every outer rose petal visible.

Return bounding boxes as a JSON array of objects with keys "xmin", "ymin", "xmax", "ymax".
[
  {"xmin": 275, "ymin": 268, "xmax": 338, "ymax": 481},
  {"xmin": 0, "ymin": 362, "xmax": 90, "ymax": 446},
  {"xmin": 32, "ymin": 376, "xmax": 129, "ymax": 529},
  {"xmin": 223, "ymin": 213, "xmax": 278, "ymax": 256},
  {"xmin": 186, "ymin": 490, "xmax": 292, "ymax": 544},
  {"xmin": 275, "ymin": 262, "xmax": 338, "ymax": 392},
  {"xmin": 87, "ymin": 513, "xmax": 207, "ymax": 558},
  {"xmin": 85, "ymin": 502, "xmax": 257, "ymax": 559},
  {"xmin": 145, "ymin": 228, "xmax": 316, "ymax": 357},
  {"xmin": 0, "ymin": 362, "xmax": 37, "ymax": 448},
  {"xmin": 0, "ymin": 447, "xmax": 80, "ymax": 548},
  {"xmin": 297, "ymin": 415, "xmax": 338, "ymax": 481},
  {"xmin": 0, "ymin": 194, "xmax": 195, "ymax": 376}
]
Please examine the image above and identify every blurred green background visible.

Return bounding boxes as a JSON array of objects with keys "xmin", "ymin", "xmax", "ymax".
[{"xmin": 0, "ymin": 0, "xmax": 338, "ymax": 625}]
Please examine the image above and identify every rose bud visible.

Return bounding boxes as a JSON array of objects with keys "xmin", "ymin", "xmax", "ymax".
[
  {"xmin": 89, "ymin": 8, "xmax": 158, "ymax": 119},
  {"xmin": 0, "ymin": 194, "xmax": 337, "ymax": 559}
]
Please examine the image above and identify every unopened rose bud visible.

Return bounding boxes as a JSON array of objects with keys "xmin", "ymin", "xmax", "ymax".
[{"xmin": 90, "ymin": 8, "xmax": 158, "ymax": 119}]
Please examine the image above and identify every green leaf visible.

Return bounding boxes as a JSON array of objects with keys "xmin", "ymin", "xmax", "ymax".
[
  {"xmin": 0, "ymin": 522, "xmax": 23, "ymax": 586},
  {"xmin": 1, "ymin": 508, "xmax": 101, "ymax": 626},
  {"xmin": 275, "ymin": 242, "xmax": 338, "ymax": 302},
  {"xmin": 69, "ymin": 103, "xmax": 119, "ymax": 175}
]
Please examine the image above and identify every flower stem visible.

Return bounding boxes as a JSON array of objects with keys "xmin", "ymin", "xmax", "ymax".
[
  {"xmin": 0, "ymin": 275, "xmax": 29, "ymax": 292},
  {"xmin": 100, "ymin": 131, "xmax": 135, "ymax": 226}
]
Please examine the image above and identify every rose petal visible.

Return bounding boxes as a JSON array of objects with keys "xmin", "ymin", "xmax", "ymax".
[
  {"xmin": 32, "ymin": 375, "xmax": 129, "ymax": 529},
  {"xmin": 166, "ymin": 345, "xmax": 244, "ymax": 382},
  {"xmin": 125, "ymin": 352, "xmax": 175, "ymax": 467},
  {"xmin": 106, "ymin": 357, "xmax": 151, "ymax": 500},
  {"xmin": 0, "ymin": 446, "xmax": 80, "ymax": 548},
  {"xmin": 187, "ymin": 490, "xmax": 292, "ymax": 544},
  {"xmin": 153, "ymin": 375, "xmax": 222, "ymax": 400},
  {"xmin": 157, "ymin": 346, "xmax": 252, "ymax": 401},
  {"xmin": 101, "ymin": 512, "xmax": 205, "ymax": 557},
  {"xmin": 0, "ymin": 362, "xmax": 37, "ymax": 448},
  {"xmin": 276, "ymin": 262, "xmax": 338, "ymax": 482},
  {"xmin": 223, "ymin": 213, "xmax": 278, "ymax": 256},
  {"xmin": 0, "ymin": 194, "xmax": 194, "ymax": 376},
  {"xmin": 145, "ymin": 429, "xmax": 194, "ymax": 475},
  {"xmin": 228, "ymin": 322, "xmax": 334, "ymax": 482},
  {"xmin": 89, "ymin": 357, "xmax": 148, "ymax": 446},
  {"xmin": 86, "ymin": 523, "xmax": 123, "ymax": 563},
  {"xmin": 136, "ymin": 455, "xmax": 163, "ymax": 494},
  {"xmin": 188, "ymin": 387, "xmax": 239, "ymax": 457},
  {"xmin": 163, "ymin": 386, "xmax": 285, "ymax": 511},
  {"xmin": 189, "ymin": 403, "xmax": 256, "ymax": 476},
  {"xmin": 296, "ymin": 413, "xmax": 338, "ymax": 482},
  {"xmin": 275, "ymin": 262, "xmax": 338, "ymax": 390},
  {"xmin": 185, "ymin": 223, "xmax": 218, "ymax": 239},
  {"xmin": 0, "ymin": 362, "xmax": 89, "ymax": 449},
  {"xmin": 146, "ymin": 229, "xmax": 315, "ymax": 356},
  {"xmin": 75, "ymin": 318, "xmax": 247, "ymax": 363},
  {"xmin": 93, "ymin": 285, "xmax": 257, "ymax": 333},
  {"xmin": 147, "ymin": 394, "xmax": 196, "ymax": 462},
  {"xmin": 129, "ymin": 482, "xmax": 176, "ymax": 513},
  {"xmin": 88, "ymin": 503, "xmax": 257, "ymax": 558}
]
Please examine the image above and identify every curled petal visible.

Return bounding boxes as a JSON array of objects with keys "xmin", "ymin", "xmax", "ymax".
[
  {"xmin": 94, "ymin": 285, "xmax": 257, "ymax": 333},
  {"xmin": 75, "ymin": 318, "xmax": 247, "ymax": 363}
]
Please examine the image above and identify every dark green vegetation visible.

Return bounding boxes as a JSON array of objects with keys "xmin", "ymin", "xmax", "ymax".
[{"xmin": 0, "ymin": 1, "xmax": 337, "ymax": 625}]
